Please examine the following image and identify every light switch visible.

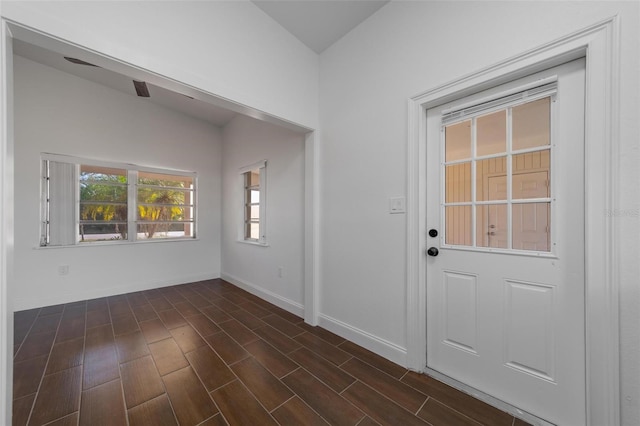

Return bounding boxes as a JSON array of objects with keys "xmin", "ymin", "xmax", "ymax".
[{"xmin": 389, "ymin": 197, "xmax": 406, "ymax": 214}]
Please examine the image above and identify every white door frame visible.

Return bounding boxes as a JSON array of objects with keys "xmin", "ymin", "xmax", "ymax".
[
  {"xmin": 406, "ymin": 17, "xmax": 620, "ymax": 426},
  {"xmin": 0, "ymin": 19, "xmax": 15, "ymax": 426},
  {"xmin": 0, "ymin": 18, "xmax": 320, "ymax": 424}
]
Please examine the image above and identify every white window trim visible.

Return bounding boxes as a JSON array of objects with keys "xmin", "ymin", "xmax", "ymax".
[
  {"xmin": 41, "ymin": 153, "xmax": 197, "ymax": 246},
  {"xmin": 239, "ymin": 160, "xmax": 268, "ymax": 246}
]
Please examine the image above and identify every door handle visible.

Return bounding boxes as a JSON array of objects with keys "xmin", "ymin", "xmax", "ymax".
[{"xmin": 427, "ymin": 247, "xmax": 439, "ymax": 257}]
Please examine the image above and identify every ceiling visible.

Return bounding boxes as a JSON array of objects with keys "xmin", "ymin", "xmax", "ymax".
[
  {"xmin": 14, "ymin": 39, "xmax": 239, "ymax": 127},
  {"xmin": 13, "ymin": 1, "xmax": 388, "ymax": 127},
  {"xmin": 253, "ymin": 0, "xmax": 389, "ymax": 53}
]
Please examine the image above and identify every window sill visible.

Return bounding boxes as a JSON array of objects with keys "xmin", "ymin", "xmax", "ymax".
[
  {"xmin": 36, "ymin": 237, "xmax": 199, "ymax": 249},
  {"xmin": 237, "ymin": 239, "xmax": 269, "ymax": 247}
]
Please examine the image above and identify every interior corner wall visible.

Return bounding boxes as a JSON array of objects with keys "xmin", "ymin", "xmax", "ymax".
[
  {"xmin": 0, "ymin": 1, "xmax": 320, "ymax": 129},
  {"xmin": 220, "ymin": 115, "xmax": 305, "ymax": 316},
  {"xmin": 13, "ymin": 55, "xmax": 223, "ymax": 310},
  {"xmin": 318, "ymin": 2, "xmax": 639, "ymax": 423}
]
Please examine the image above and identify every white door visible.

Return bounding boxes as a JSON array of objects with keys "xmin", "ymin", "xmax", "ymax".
[{"xmin": 426, "ymin": 58, "xmax": 585, "ymax": 425}]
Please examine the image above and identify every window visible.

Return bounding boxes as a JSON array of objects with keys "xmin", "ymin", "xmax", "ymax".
[
  {"xmin": 442, "ymin": 86, "xmax": 554, "ymax": 253},
  {"xmin": 241, "ymin": 161, "xmax": 267, "ymax": 243},
  {"xmin": 41, "ymin": 154, "xmax": 196, "ymax": 246}
]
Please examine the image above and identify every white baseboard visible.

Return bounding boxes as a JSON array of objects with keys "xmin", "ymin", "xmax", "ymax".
[
  {"xmin": 220, "ymin": 272, "xmax": 304, "ymax": 318},
  {"xmin": 11, "ymin": 272, "xmax": 218, "ymax": 312},
  {"xmin": 318, "ymin": 313, "xmax": 408, "ymax": 367}
]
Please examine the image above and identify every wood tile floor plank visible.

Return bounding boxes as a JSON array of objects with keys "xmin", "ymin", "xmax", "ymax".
[
  {"xmin": 288, "ymin": 347, "xmax": 355, "ymax": 393},
  {"xmin": 83, "ymin": 324, "xmax": 119, "ymax": 390},
  {"xmin": 252, "ymin": 325, "xmax": 301, "ymax": 354},
  {"xmin": 230, "ymin": 357, "xmax": 293, "ymax": 411},
  {"xmin": 148, "ymin": 338, "xmax": 189, "ymax": 376},
  {"xmin": 204, "ymin": 332, "xmax": 251, "ymax": 365},
  {"xmin": 341, "ymin": 357, "xmax": 427, "ymax": 413},
  {"xmin": 217, "ymin": 319, "xmax": 259, "ymax": 346},
  {"xmin": 120, "ymin": 356, "xmax": 165, "ymax": 409},
  {"xmin": 402, "ymin": 371, "xmax": 514, "ymax": 426},
  {"xmin": 243, "ymin": 339, "xmax": 299, "ymax": 379},
  {"xmin": 281, "ymin": 368, "xmax": 365, "ymax": 426},
  {"xmin": 127, "ymin": 394, "xmax": 178, "ymax": 426},
  {"xmin": 170, "ymin": 325, "xmax": 207, "ymax": 354},
  {"xmin": 271, "ymin": 396, "xmax": 329, "ymax": 426},
  {"xmin": 12, "ymin": 393, "xmax": 35, "ymax": 426},
  {"xmin": 79, "ymin": 379, "xmax": 127, "ymax": 426},
  {"xmin": 342, "ymin": 381, "xmax": 429, "ymax": 426},
  {"xmin": 184, "ymin": 345, "xmax": 236, "ymax": 392},
  {"xmin": 13, "ymin": 355, "xmax": 48, "ymax": 399},
  {"xmin": 418, "ymin": 397, "xmax": 483, "ymax": 426},
  {"xmin": 211, "ymin": 380, "xmax": 278, "ymax": 426},
  {"xmin": 13, "ymin": 280, "xmax": 521, "ymax": 426},
  {"xmin": 139, "ymin": 318, "xmax": 172, "ymax": 344},
  {"xmin": 46, "ymin": 337, "xmax": 84, "ymax": 375},
  {"xmin": 29, "ymin": 366, "xmax": 82, "ymax": 425},
  {"xmin": 163, "ymin": 366, "xmax": 219, "ymax": 426}
]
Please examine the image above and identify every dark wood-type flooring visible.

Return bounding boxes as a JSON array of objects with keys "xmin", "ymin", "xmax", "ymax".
[{"xmin": 13, "ymin": 279, "xmax": 531, "ymax": 426}]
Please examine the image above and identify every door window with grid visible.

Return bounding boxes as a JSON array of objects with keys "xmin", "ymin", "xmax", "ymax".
[{"xmin": 442, "ymin": 89, "xmax": 554, "ymax": 253}]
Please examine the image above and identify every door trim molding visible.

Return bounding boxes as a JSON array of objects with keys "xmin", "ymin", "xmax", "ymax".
[
  {"xmin": 0, "ymin": 20, "xmax": 14, "ymax": 426},
  {"xmin": 406, "ymin": 16, "xmax": 620, "ymax": 426}
]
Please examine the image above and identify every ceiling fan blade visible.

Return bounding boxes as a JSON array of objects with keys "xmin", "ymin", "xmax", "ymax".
[
  {"xmin": 64, "ymin": 57, "xmax": 98, "ymax": 67},
  {"xmin": 133, "ymin": 80, "xmax": 150, "ymax": 98}
]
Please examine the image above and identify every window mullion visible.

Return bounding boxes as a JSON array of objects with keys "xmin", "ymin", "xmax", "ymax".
[
  {"xmin": 507, "ymin": 108, "xmax": 513, "ymax": 250},
  {"xmin": 471, "ymin": 117, "xmax": 477, "ymax": 247},
  {"xmin": 128, "ymin": 169, "xmax": 137, "ymax": 242}
]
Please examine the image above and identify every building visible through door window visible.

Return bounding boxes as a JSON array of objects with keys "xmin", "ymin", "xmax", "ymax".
[{"xmin": 442, "ymin": 89, "xmax": 553, "ymax": 253}]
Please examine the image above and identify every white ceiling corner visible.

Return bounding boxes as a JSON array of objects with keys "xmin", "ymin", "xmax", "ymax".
[{"xmin": 252, "ymin": 0, "xmax": 389, "ymax": 53}]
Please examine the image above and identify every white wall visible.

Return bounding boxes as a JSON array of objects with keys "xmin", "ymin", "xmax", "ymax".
[
  {"xmin": 221, "ymin": 115, "xmax": 305, "ymax": 315},
  {"xmin": 319, "ymin": 1, "xmax": 639, "ymax": 424},
  {"xmin": 13, "ymin": 55, "xmax": 223, "ymax": 310},
  {"xmin": 1, "ymin": 1, "xmax": 319, "ymax": 129}
]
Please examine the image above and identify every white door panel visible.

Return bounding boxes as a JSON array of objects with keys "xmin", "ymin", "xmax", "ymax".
[{"xmin": 426, "ymin": 58, "xmax": 586, "ymax": 425}]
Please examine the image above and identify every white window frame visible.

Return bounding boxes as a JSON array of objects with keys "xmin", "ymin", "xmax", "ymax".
[
  {"xmin": 40, "ymin": 153, "xmax": 197, "ymax": 246},
  {"xmin": 239, "ymin": 160, "xmax": 267, "ymax": 245},
  {"xmin": 440, "ymin": 84, "xmax": 557, "ymax": 256}
]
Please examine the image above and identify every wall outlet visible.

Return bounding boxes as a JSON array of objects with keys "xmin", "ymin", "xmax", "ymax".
[
  {"xmin": 278, "ymin": 267, "xmax": 283, "ymax": 278},
  {"xmin": 58, "ymin": 265, "xmax": 69, "ymax": 275}
]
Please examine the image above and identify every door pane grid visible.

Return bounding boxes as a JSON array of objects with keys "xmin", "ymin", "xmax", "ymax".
[{"xmin": 443, "ymin": 96, "xmax": 553, "ymax": 253}]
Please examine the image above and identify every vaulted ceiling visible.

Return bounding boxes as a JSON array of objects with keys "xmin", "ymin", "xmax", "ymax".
[{"xmin": 13, "ymin": 1, "xmax": 389, "ymax": 127}]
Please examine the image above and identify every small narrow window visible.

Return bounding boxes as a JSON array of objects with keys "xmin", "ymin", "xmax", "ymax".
[{"xmin": 241, "ymin": 161, "xmax": 267, "ymax": 243}]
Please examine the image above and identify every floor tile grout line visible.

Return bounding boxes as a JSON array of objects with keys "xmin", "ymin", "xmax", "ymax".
[
  {"xmin": 207, "ymin": 368, "xmax": 280, "ymax": 425},
  {"xmin": 73, "ymin": 302, "xmax": 89, "ymax": 426},
  {"xmin": 419, "ymin": 392, "xmax": 488, "ymax": 426},
  {"xmin": 268, "ymin": 394, "xmax": 296, "ymax": 415},
  {"xmin": 113, "ymin": 295, "xmax": 138, "ymax": 424},
  {"xmin": 130, "ymin": 291, "xmax": 181, "ymax": 426},
  {"xmin": 345, "ymin": 378, "xmax": 429, "ymax": 423},
  {"xmin": 417, "ymin": 395, "xmax": 431, "ymax": 416},
  {"xmin": 12, "ymin": 307, "xmax": 41, "ymax": 362},
  {"xmin": 23, "ymin": 302, "xmax": 67, "ymax": 426}
]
